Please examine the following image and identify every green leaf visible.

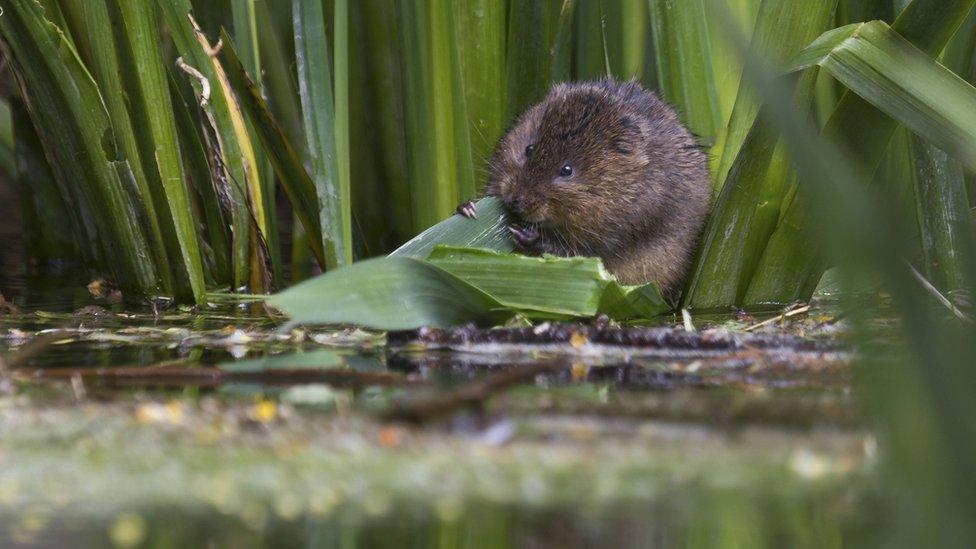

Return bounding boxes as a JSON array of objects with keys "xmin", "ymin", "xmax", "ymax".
[
  {"xmin": 909, "ymin": 134, "xmax": 972, "ymax": 294},
  {"xmin": 505, "ymin": 0, "xmax": 558, "ymax": 121},
  {"xmin": 396, "ymin": 0, "xmax": 475, "ymax": 232},
  {"xmin": 707, "ymin": 0, "xmax": 761, "ymax": 137},
  {"xmin": 683, "ymin": 0, "xmax": 839, "ymax": 311},
  {"xmin": 79, "ymin": 0, "xmax": 173, "ymax": 292},
  {"xmin": 293, "ymin": 0, "xmax": 350, "ymax": 268},
  {"xmin": 428, "ymin": 246, "xmax": 671, "ymax": 319},
  {"xmin": 232, "ymin": 0, "xmax": 281, "ymax": 284},
  {"xmin": 168, "ymin": 69, "xmax": 231, "ymax": 283},
  {"xmin": 455, "ymin": 0, "xmax": 507, "ymax": 188},
  {"xmin": 427, "ymin": 247, "xmax": 607, "ymax": 317},
  {"xmin": 786, "ymin": 21, "xmax": 976, "ymax": 172},
  {"xmin": 219, "ymin": 30, "xmax": 329, "ymax": 271},
  {"xmin": 648, "ymin": 0, "xmax": 722, "ymax": 140},
  {"xmin": 549, "ymin": 0, "xmax": 578, "ymax": 83},
  {"xmin": 271, "ymin": 242, "xmax": 669, "ymax": 330},
  {"xmin": 333, "ymin": 0, "xmax": 353, "ymax": 264},
  {"xmin": 349, "ymin": 1, "xmax": 413, "ymax": 247},
  {"xmin": 268, "ymin": 256, "xmax": 509, "ymax": 330},
  {"xmin": 230, "ymin": 0, "xmax": 260, "ymax": 76},
  {"xmin": 726, "ymin": 13, "xmax": 976, "ymax": 542},
  {"xmin": 574, "ymin": 0, "xmax": 608, "ymax": 80},
  {"xmin": 744, "ymin": 0, "xmax": 976, "ymax": 303},
  {"xmin": 10, "ymin": 99, "xmax": 78, "ymax": 261},
  {"xmin": 432, "ymin": 0, "xmax": 477, "ymax": 210},
  {"xmin": 713, "ymin": 0, "xmax": 840, "ymax": 187},
  {"xmin": 390, "ymin": 197, "xmax": 514, "ymax": 258},
  {"xmin": 616, "ymin": 0, "xmax": 653, "ymax": 82},
  {"xmin": 112, "ymin": 0, "xmax": 207, "ymax": 303},
  {"xmin": 598, "ymin": 280, "xmax": 670, "ymax": 320},
  {"xmin": 0, "ymin": 0, "xmax": 159, "ymax": 296},
  {"xmin": 157, "ymin": 0, "xmax": 259, "ymax": 290},
  {"xmin": 683, "ymin": 69, "xmax": 822, "ymax": 311},
  {"xmin": 255, "ymin": 1, "xmax": 305, "ymax": 150}
]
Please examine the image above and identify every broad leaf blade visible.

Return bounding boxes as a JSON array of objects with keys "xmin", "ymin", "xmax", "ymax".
[
  {"xmin": 390, "ymin": 197, "xmax": 514, "ymax": 258},
  {"xmin": 268, "ymin": 256, "xmax": 508, "ymax": 330},
  {"xmin": 270, "ymin": 246, "xmax": 671, "ymax": 330},
  {"xmin": 427, "ymin": 247, "xmax": 606, "ymax": 317}
]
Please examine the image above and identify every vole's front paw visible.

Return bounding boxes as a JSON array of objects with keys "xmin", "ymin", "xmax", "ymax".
[
  {"xmin": 455, "ymin": 200, "xmax": 478, "ymax": 219},
  {"xmin": 508, "ymin": 223, "xmax": 542, "ymax": 254}
]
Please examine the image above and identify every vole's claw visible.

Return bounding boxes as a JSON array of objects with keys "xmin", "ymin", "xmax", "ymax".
[
  {"xmin": 508, "ymin": 224, "xmax": 539, "ymax": 248},
  {"xmin": 456, "ymin": 200, "xmax": 478, "ymax": 219}
]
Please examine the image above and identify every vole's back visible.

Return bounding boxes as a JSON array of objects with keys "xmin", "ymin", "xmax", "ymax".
[{"xmin": 486, "ymin": 79, "xmax": 711, "ymax": 293}]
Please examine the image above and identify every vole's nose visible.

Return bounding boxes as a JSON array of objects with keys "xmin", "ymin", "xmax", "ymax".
[{"xmin": 503, "ymin": 195, "xmax": 525, "ymax": 216}]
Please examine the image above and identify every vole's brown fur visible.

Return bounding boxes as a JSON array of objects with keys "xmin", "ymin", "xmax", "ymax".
[{"xmin": 484, "ymin": 79, "xmax": 711, "ymax": 293}]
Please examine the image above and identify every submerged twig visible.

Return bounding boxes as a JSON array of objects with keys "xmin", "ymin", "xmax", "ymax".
[
  {"xmin": 744, "ymin": 304, "xmax": 812, "ymax": 332},
  {"xmin": 908, "ymin": 262, "xmax": 971, "ymax": 322},
  {"xmin": 19, "ymin": 366, "xmax": 407, "ymax": 389}
]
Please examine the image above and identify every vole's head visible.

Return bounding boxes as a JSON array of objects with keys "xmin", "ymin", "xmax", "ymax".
[{"xmin": 487, "ymin": 82, "xmax": 652, "ymax": 234}]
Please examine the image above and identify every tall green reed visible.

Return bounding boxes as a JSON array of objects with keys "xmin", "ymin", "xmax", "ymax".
[{"xmin": 0, "ymin": 0, "xmax": 974, "ymax": 316}]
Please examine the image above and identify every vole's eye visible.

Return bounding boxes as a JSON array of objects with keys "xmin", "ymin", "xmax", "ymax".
[
  {"xmin": 559, "ymin": 164, "xmax": 573, "ymax": 177},
  {"xmin": 524, "ymin": 144, "xmax": 535, "ymax": 158}
]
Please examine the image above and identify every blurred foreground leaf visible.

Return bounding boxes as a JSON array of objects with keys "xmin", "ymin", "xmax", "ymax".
[
  {"xmin": 724, "ymin": 4, "xmax": 976, "ymax": 540},
  {"xmin": 787, "ymin": 21, "xmax": 976, "ymax": 172},
  {"xmin": 746, "ymin": 2, "xmax": 976, "ymax": 305}
]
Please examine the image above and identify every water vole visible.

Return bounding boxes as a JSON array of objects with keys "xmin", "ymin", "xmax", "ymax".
[{"xmin": 460, "ymin": 79, "xmax": 711, "ymax": 293}]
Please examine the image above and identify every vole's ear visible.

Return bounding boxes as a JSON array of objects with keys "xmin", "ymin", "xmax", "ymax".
[
  {"xmin": 615, "ymin": 115, "xmax": 650, "ymax": 164},
  {"xmin": 612, "ymin": 116, "xmax": 646, "ymax": 152}
]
